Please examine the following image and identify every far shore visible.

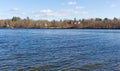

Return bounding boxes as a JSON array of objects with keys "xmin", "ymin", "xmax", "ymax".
[{"xmin": 1, "ymin": 17, "xmax": 120, "ymax": 29}]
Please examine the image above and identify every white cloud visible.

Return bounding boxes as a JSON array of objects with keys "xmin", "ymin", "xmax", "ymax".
[
  {"xmin": 74, "ymin": 11, "xmax": 88, "ymax": 14},
  {"xmin": 61, "ymin": 1, "xmax": 77, "ymax": 6},
  {"xmin": 110, "ymin": 4, "xmax": 117, "ymax": 8},
  {"xmin": 34, "ymin": 9, "xmax": 58, "ymax": 17},
  {"xmin": 68, "ymin": 1, "xmax": 77, "ymax": 5},
  {"xmin": 61, "ymin": 9, "xmax": 88, "ymax": 15},
  {"xmin": 9, "ymin": 8, "xmax": 26, "ymax": 16},
  {"xmin": 34, "ymin": 9, "xmax": 88, "ymax": 18},
  {"xmin": 9, "ymin": 8, "xmax": 20, "ymax": 12},
  {"xmin": 40, "ymin": 9, "xmax": 53, "ymax": 13},
  {"xmin": 75, "ymin": 6, "xmax": 85, "ymax": 9}
]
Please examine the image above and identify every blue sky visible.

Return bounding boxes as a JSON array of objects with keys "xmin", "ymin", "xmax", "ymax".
[{"xmin": 0, "ymin": 0, "xmax": 120, "ymax": 20}]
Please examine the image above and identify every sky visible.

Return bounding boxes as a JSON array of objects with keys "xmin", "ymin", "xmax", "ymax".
[{"xmin": 0, "ymin": 0, "xmax": 120, "ymax": 20}]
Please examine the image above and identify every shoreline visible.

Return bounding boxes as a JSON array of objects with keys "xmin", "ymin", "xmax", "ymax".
[{"xmin": 1, "ymin": 28, "xmax": 120, "ymax": 30}]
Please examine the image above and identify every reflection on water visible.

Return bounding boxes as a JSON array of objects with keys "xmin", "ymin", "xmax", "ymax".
[{"xmin": 0, "ymin": 29, "xmax": 120, "ymax": 71}]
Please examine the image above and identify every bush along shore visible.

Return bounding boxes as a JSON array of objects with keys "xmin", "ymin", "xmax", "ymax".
[{"xmin": 1, "ymin": 17, "xmax": 120, "ymax": 29}]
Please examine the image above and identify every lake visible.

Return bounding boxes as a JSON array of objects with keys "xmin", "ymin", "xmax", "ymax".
[{"xmin": 0, "ymin": 29, "xmax": 120, "ymax": 71}]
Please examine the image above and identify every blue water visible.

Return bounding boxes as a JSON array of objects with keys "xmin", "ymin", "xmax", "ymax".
[{"xmin": 0, "ymin": 29, "xmax": 120, "ymax": 71}]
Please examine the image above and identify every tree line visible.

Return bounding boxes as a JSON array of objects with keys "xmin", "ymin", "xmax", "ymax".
[{"xmin": 0, "ymin": 17, "xmax": 120, "ymax": 29}]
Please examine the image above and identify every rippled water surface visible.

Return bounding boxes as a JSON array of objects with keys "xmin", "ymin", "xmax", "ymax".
[{"xmin": 0, "ymin": 29, "xmax": 120, "ymax": 71}]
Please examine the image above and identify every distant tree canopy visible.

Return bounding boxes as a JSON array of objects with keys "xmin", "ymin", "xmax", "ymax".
[
  {"xmin": 12, "ymin": 16, "xmax": 21, "ymax": 21},
  {"xmin": 0, "ymin": 16, "xmax": 120, "ymax": 29}
]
